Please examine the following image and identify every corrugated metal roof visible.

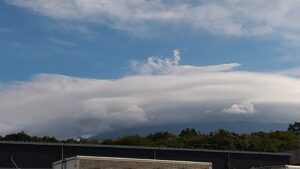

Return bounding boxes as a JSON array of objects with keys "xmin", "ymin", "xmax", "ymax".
[{"xmin": 0, "ymin": 140, "xmax": 292, "ymax": 156}]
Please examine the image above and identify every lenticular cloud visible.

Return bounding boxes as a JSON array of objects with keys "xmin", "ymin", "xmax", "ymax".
[{"xmin": 1, "ymin": 50, "xmax": 300, "ymax": 138}]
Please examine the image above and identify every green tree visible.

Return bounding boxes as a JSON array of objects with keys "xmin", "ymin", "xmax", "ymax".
[
  {"xmin": 79, "ymin": 138, "xmax": 99, "ymax": 144},
  {"xmin": 179, "ymin": 128, "xmax": 198, "ymax": 137},
  {"xmin": 64, "ymin": 138, "xmax": 78, "ymax": 144},
  {"xmin": 113, "ymin": 135, "xmax": 150, "ymax": 146},
  {"xmin": 2, "ymin": 124, "xmax": 299, "ymax": 152},
  {"xmin": 288, "ymin": 121, "xmax": 300, "ymax": 134},
  {"xmin": 102, "ymin": 139, "xmax": 114, "ymax": 145},
  {"xmin": 147, "ymin": 132, "xmax": 177, "ymax": 141},
  {"xmin": 147, "ymin": 132, "xmax": 181, "ymax": 147},
  {"xmin": 4, "ymin": 131, "xmax": 32, "ymax": 141}
]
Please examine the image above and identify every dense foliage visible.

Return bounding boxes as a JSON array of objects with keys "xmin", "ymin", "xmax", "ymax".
[
  {"xmin": 288, "ymin": 121, "xmax": 300, "ymax": 134},
  {"xmin": 0, "ymin": 131, "xmax": 100, "ymax": 144},
  {"xmin": 103, "ymin": 128, "xmax": 299, "ymax": 152},
  {"xmin": 1, "ymin": 122, "xmax": 300, "ymax": 152}
]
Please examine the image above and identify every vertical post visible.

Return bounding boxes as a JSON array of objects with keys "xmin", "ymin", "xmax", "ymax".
[
  {"xmin": 298, "ymin": 134, "xmax": 300, "ymax": 149},
  {"xmin": 61, "ymin": 145, "xmax": 64, "ymax": 160},
  {"xmin": 153, "ymin": 149, "xmax": 156, "ymax": 159},
  {"xmin": 227, "ymin": 153, "xmax": 231, "ymax": 169},
  {"xmin": 297, "ymin": 133, "xmax": 300, "ymax": 165},
  {"xmin": 61, "ymin": 145, "xmax": 64, "ymax": 169}
]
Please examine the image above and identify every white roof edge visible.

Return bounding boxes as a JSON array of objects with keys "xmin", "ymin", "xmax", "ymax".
[
  {"xmin": 54, "ymin": 156, "xmax": 212, "ymax": 166},
  {"xmin": 52, "ymin": 156, "xmax": 77, "ymax": 166}
]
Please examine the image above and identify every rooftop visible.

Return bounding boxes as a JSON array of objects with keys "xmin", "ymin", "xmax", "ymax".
[{"xmin": 0, "ymin": 140, "xmax": 292, "ymax": 156}]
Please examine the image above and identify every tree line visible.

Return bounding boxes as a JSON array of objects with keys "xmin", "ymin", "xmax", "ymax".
[
  {"xmin": 0, "ymin": 131, "xmax": 99, "ymax": 144},
  {"xmin": 1, "ymin": 122, "xmax": 300, "ymax": 152}
]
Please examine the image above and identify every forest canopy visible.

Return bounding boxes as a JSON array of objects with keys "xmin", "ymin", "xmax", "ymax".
[{"xmin": 1, "ymin": 122, "xmax": 300, "ymax": 153}]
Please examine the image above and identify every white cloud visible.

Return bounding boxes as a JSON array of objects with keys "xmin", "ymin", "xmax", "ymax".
[
  {"xmin": 222, "ymin": 102, "xmax": 256, "ymax": 114},
  {"xmin": 5, "ymin": 0, "xmax": 300, "ymax": 41},
  {"xmin": 131, "ymin": 49, "xmax": 181, "ymax": 75},
  {"xmin": 1, "ymin": 50, "xmax": 300, "ymax": 138},
  {"xmin": 131, "ymin": 49, "xmax": 241, "ymax": 75},
  {"xmin": 48, "ymin": 37, "xmax": 77, "ymax": 46},
  {"xmin": 277, "ymin": 67, "xmax": 300, "ymax": 78}
]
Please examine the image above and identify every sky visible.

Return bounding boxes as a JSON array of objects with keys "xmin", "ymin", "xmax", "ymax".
[{"xmin": 1, "ymin": 0, "xmax": 300, "ymax": 138}]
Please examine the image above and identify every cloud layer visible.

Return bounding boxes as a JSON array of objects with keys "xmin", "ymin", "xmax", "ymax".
[
  {"xmin": 5, "ymin": 0, "xmax": 300, "ymax": 41},
  {"xmin": 222, "ymin": 102, "xmax": 256, "ymax": 114},
  {"xmin": 1, "ymin": 50, "xmax": 300, "ymax": 138}
]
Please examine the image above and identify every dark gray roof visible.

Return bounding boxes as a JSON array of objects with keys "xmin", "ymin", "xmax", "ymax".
[{"xmin": 0, "ymin": 140, "xmax": 292, "ymax": 156}]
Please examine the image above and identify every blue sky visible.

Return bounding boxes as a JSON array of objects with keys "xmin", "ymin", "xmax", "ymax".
[
  {"xmin": 2, "ymin": 0, "xmax": 300, "ymax": 137},
  {"xmin": 1, "ymin": 0, "xmax": 299, "ymax": 81}
]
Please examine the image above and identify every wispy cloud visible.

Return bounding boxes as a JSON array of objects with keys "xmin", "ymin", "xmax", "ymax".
[
  {"xmin": 48, "ymin": 37, "xmax": 77, "ymax": 46},
  {"xmin": 1, "ymin": 50, "xmax": 300, "ymax": 138},
  {"xmin": 131, "ymin": 49, "xmax": 241, "ymax": 75},
  {"xmin": 5, "ymin": 0, "xmax": 300, "ymax": 42},
  {"xmin": 0, "ymin": 40, "xmax": 22, "ymax": 47},
  {"xmin": 0, "ymin": 27, "xmax": 11, "ymax": 33}
]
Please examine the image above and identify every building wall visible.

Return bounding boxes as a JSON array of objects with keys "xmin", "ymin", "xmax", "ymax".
[
  {"xmin": 285, "ymin": 149, "xmax": 300, "ymax": 165},
  {"xmin": 0, "ymin": 142, "xmax": 292, "ymax": 169}
]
